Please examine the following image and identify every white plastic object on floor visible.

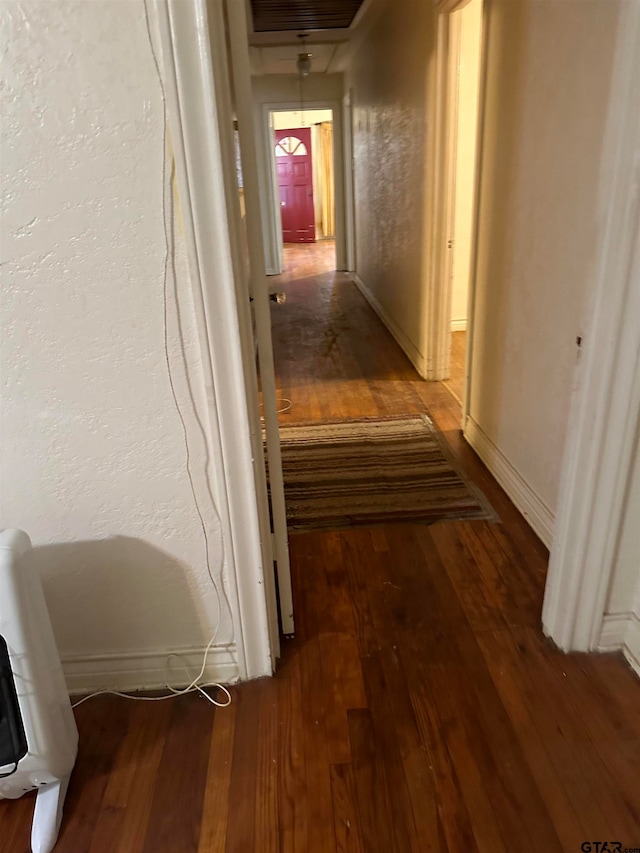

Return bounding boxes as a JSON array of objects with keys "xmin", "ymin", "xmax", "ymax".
[{"xmin": 0, "ymin": 529, "xmax": 78, "ymax": 853}]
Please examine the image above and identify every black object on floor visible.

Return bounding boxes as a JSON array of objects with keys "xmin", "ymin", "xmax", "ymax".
[{"xmin": 0, "ymin": 635, "xmax": 27, "ymax": 774}]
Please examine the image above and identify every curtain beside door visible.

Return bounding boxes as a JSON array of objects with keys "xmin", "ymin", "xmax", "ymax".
[{"xmin": 311, "ymin": 122, "xmax": 334, "ymax": 238}]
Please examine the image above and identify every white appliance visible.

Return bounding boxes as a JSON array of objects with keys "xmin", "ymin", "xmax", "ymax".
[{"xmin": 0, "ymin": 529, "xmax": 78, "ymax": 853}]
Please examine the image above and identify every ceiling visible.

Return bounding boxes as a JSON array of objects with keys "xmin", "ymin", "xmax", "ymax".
[
  {"xmin": 247, "ymin": 0, "xmax": 376, "ymax": 76},
  {"xmin": 250, "ymin": 42, "xmax": 340, "ymax": 76}
]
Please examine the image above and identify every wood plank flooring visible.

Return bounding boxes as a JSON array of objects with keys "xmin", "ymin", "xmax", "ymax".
[{"xmin": 2, "ymin": 243, "xmax": 639, "ymax": 852}]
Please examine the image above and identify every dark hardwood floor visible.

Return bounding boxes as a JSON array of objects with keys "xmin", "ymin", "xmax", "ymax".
[{"xmin": 2, "ymin": 242, "xmax": 639, "ymax": 852}]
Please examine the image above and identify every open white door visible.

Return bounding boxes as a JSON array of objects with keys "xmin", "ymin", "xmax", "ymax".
[
  {"xmin": 225, "ymin": 0, "xmax": 294, "ymax": 636},
  {"xmin": 151, "ymin": 0, "xmax": 281, "ymax": 675},
  {"xmin": 153, "ymin": 0, "xmax": 294, "ymax": 672}
]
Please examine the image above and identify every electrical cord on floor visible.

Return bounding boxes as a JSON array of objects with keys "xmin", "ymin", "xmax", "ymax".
[
  {"xmin": 261, "ymin": 398, "xmax": 292, "ymax": 422},
  {"xmin": 71, "ymin": 631, "xmax": 232, "ymax": 709},
  {"xmin": 71, "ymin": 3, "xmax": 233, "ymax": 713}
]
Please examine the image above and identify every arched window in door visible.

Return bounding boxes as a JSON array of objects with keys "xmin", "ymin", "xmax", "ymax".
[{"xmin": 275, "ymin": 136, "xmax": 308, "ymax": 157}]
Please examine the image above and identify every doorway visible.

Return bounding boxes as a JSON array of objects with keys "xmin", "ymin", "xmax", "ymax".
[
  {"xmin": 270, "ymin": 109, "xmax": 336, "ymax": 268},
  {"xmin": 256, "ymin": 98, "xmax": 347, "ymax": 274},
  {"xmin": 441, "ymin": 0, "xmax": 483, "ymax": 407},
  {"xmin": 274, "ymin": 127, "xmax": 315, "ymax": 242}
]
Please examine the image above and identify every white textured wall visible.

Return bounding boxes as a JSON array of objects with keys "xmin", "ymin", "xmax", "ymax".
[
  {"xmin": 252, "ymin": 74, "xmax": 344, "ymax": 106},
  {"xmin": 1, "ymin": 1, "xmax": 237, "ymax": 688},
  {"xmin": 345, "ymin": 0, "xmax": 436, "ymax": 370},
  {"xmin": 347, "ymin": 0, "xmax": 624, "ymax": 537},
  {"xmin": 469, "ymin": 0, "xmax": 622, "ymax": 516}
]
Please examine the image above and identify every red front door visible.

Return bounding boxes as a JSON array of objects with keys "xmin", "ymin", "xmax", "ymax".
[{"xmin": 275, "ymin": 127, "xmax": 315, "ymax": 243}]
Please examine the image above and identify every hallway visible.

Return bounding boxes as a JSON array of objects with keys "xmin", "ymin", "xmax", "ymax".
[
  {"xmin": 269, "ymin": 241, "xmax": 466, "ymax": 425},
  {"xmin": 4, "ymin": 244, "xmax": 637, "ymax": 853},
  {"xmin": 261, "ymin": 244, "xmax": 640, "ymax": 849},
  {"xmin": 3, "ymin": 0, "xmax": 640, "ymax": 850}
]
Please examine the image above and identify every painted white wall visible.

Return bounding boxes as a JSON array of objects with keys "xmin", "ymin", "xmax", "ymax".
[
  {"xmin": 253, "ymin": 73, "xmax": 344, "ymax": 106},
  {"xmin": 344, "ymin": 0, "xmax": 436, "ymax": 375},
  {"xmin": 466, "ymin": 0, "xmax": 623, "ymax": 539},
  {"xmin": 0, "ymin": 0, "xmax": 243, "ymax": 690},
  {"xmin": 251, "ymin": 74, "xmax": 346, "ymax": 273},
  {"xmin": 271, "ymin": 109, "xmax": 333, "ymax": 129},
  {"xmin": 450, "ymin": 0, "xmax": 482, "ymax": 332}
]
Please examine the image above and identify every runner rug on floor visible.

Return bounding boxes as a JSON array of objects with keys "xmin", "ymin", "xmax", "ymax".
[{"xmin": 272, "ymin": 414, "xmax": 497, "ymax": 532}]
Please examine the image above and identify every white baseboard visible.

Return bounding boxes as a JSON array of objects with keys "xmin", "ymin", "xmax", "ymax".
[
  {"xmin": 63, "ymin": 643, "xmax": 240, "ymax": 695},
  {"xmin": 598, "ymin": 613, "xmax": 630, "ymax": 649},
  {"xmin": 354, "ymin": 274, "xmax": 427, "ymax": 377},
  {"xmin": 451, "ymin": 319, "xmax": 467, "ymax": 332},
  {"xmin": 598, "ymin": 613, "xmax": 640, "ymax": 678},
  {"xmin": 464, "ymin": 417, "xmax": 555, "ymax": 547},
  {"xmin": 624, "ymin": 617, "xmax": 640, "ymax": 676}
]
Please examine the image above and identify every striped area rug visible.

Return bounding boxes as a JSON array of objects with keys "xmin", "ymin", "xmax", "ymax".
[{"xmin": 273, "ymin": 414, "xmax": 497, "ymax": 533}]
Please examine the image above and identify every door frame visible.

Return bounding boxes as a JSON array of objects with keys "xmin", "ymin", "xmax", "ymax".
[
  {"xmin": 425, "ymin": 8, "xmax": 460, "ymax": 383},
  {"xmin": 343, "ymin": 90, "xmax": 356, "ymax": 273},
  {"xmin": 542, "ymin": 0, "xmax": 640, "ymax": 652},
  {"xmin": 426, "ymin": 0, "xmax": 485, "ymax": 392},
  {"xmin": 274, "ymin": 126, "xmax": 316, "ymax": 243},
  {"xmin": 150, "ymin": 0, "xmax": 279, "ymax": 675},
  {"xmin": 430, "ymin": 0, "xmax": 640, "ymax": 654},
  {"xmin": 225, "ymin": 0, "xmax": 294, "ymax": 637},
  {"xmin": 261, "ymin": 100, "xmax": 347, "ymax": 273}
]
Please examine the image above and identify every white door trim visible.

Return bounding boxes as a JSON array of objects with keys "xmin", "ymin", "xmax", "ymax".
[
  {"xmin": 461, "ymin": 0, "xmax": 488, "ymax": 426},
  {"xmin": 542, "ymin": 1, "xmax": 640, "ymax": 652},
  {"xmin": 343, "ymin": 90, "xmax": 356, "ymax": 273},
  {"xmin": 150, "ymin": 0, "xmax": 274, "ymax": 677},
  {"xmin": 424, "ymin": 12, "xmax": 454, "ymax": 381},
  {"xmin": 225, "ymin": 0, "xmax": 295, "ymax": 637},
  {"xmin": 261, "ymin": 107, "xmax": 285, "ymax": 275},
  {"xmin": 425, "ymin": 0, "xmax": 484, "ymax": 384}
]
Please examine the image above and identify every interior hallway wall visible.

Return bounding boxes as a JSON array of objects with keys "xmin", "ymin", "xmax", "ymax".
[
  {"xmin": 1, "ymin": 0, "xmax": 243, "ymax": 690},
  {"xmin": 466, "ymin": 0, "xmax": 623, "ymax": 544},
  {"xmin": 345, "ymin": 0, "xmax": 436, "ymax": 375}
]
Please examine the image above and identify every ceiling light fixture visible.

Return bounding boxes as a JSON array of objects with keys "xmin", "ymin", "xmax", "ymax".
[
  {"xmin": 296, "ymin": 52, "xmax": 312, "ymax": 76},
  {"xmin": 296, "ymin": 34, "xmax": 312, "ymax": 77},
  {"xmin": 296, "ymin": 34, "xmax": 312, "ymax": 126}
]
